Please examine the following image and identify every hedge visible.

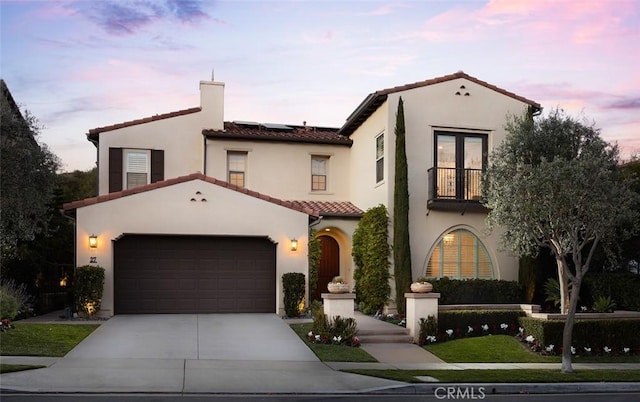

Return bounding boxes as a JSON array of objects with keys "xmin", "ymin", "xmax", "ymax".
[
  {"xmin": 282, "ymin": 272, "xmax": 305, "ymax": 318},
  {"xmin": 430, "ymin": 277, "xmax": 524, "ymax": 304},
  {"xmin": 518, "ymin": 317, "xmax": 640, "ymax": 351}
]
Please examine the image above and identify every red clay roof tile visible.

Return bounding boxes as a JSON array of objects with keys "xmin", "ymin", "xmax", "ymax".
[
  {"xmin": 288, "ymin": 200, "xmax": 363, "ymax": 217},
  {"xmin": 63, "ymin": 173, "xmax": 320, "ymax": 218},
  {"xmin": 204, "ymin": 122, "xmax": 351, "ymax": 146}
]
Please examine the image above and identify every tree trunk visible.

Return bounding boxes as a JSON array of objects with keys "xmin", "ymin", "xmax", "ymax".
[
  {"xmin": 561, "ymin": 277, "xmax": 582, "ymax": 373},
  {"xmin": 555, "ymin": 256, "xmax": 570, "ymax": 314}
]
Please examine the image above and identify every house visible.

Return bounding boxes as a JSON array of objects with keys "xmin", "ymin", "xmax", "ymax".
[{"xmin": 63, "ymin": 71, "xmax": 540, "ymax": 316}]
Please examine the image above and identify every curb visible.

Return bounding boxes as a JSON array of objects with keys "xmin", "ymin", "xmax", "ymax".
[{"xmin": 370, "ymin": 382, "xmax": 640, "ymax": 395}]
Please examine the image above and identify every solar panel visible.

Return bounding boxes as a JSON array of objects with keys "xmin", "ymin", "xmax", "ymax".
[
  {"xmin": 233, "ymin": 120, "xmax": 260, "ymax": 127},
  {"xmin": 261, "ymin": 123, "xmax": 294, "ymax": 131}
]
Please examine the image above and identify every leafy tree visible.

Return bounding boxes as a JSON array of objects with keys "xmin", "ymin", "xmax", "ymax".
[
  {"xmin": 483, "ymin": 109, "xmax": 639, "ymax": 373},
  {"xmin": 352, "ymin": 205, "xmax": 391, "ymax": 314},
  {"xmin": 393, "ymin": 97, "xmax": 411, "ymax": 313},
  {"xmin": 1, "ymin": 82, "xmax": 60, "ymax": 263}
]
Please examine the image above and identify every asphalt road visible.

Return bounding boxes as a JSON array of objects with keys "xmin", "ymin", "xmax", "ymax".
[{"xmin": 1, "ymin": 392, "xmax": 640, "ymax": 402}]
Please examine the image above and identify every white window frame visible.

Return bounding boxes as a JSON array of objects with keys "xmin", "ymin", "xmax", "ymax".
[
  {"xmin": 227, "ymin": 151, "xmax": 248, "ymax": 187},
  {"xmin": 123, "ymin": 149, "xmax": 150, "ymax": 190},
  {"xmin": 375, "ymin": 132, "xmax": 384, "ymax": 184},
  {"xmin": 311, "ymin": 155, "xmax": 329, "ymax": 191}
]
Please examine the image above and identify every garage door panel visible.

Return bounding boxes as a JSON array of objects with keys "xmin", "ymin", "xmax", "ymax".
[{"xmin": 114, "ymin": 235, "xmax": 276, "ymax": 314}]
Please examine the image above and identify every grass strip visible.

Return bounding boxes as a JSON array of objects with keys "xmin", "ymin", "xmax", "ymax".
[
  {"xmin": 343, "ymin": 369, "xmax": 640, "ymax": 383},
  {"xmin": 424, "ymin": 335, "xmax": 640, "ymax": 363},
  {"xmin": 0, "ymin": 323, "xmax": 99, "ymax": 357},
  {"xmin": 289, "ymin": 322, "xmax": 377, "ymax": 362},
  {"xmin": 0, "ymin": 364, "xmax": 46, "ymax": 374}
]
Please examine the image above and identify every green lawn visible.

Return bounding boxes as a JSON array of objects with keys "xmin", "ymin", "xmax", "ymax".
[
  {"xmin": 289, "ymin": 322, "xmax": 377, "ymax": 362},
  {"xmin": 424, "ymin": 335, "xmax": 640, "ymax": 363},
  {"xmin": 0, "ymin": 323, "xmax": 99, "ymax": 357},
  {"xmin": 0, "ymin": 364, "xmax": 46, "ymax": 374},
  {"xmin": 343, "ymin": 369, "xmax": 640, "ymax": 383}
]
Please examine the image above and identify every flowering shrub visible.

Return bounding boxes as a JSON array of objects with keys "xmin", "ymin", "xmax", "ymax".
[
  {"xmin": 0, "ymin": 319, "xmax": 13, "ymax": 332},
  {"xmin": 310, "ymin": 312, "xmax": 360, "ymax": 347}
]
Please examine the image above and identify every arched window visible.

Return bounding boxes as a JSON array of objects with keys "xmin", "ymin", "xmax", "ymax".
[{"xmin": 426, "ymin": 229, "xmax": 493, "ymax": 279}]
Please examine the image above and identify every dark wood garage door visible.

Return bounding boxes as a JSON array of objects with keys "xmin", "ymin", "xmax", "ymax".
[{"xmin": 114, "ymin": 235, "xmax": 276, "ymax": 314}]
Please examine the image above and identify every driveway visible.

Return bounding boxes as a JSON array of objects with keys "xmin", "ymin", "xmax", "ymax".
[{"xmin": 65, "ymin": 314, "xmax": 319, "ymax": 361}]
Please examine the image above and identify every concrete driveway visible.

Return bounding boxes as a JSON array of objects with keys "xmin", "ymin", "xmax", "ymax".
[
  {"xmin": 1, "ymin": 314, "xmax": 406, "ymax": 393},
  {"xmin": 65, "ymin": 314, "xmax": 319, "ymax": 361}
]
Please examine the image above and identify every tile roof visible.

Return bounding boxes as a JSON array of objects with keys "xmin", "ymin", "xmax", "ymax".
[
  {"xmin": 204, "ymin": 122, "xmax": 352, "ymax": 146},
  {"xmin": 288, "ymin": 200, "xmax": 363, "ymax": 217},
  {"xmin": 63, "ymin": 173, "xmax": 320, "ymax": 218},
  {"xmin": 87, "ymin": 107, "xmax": 202, "ymax": 142},
  {"xmin": 339, "ymin": 71, "xmax": 542, "ymax": 136}
]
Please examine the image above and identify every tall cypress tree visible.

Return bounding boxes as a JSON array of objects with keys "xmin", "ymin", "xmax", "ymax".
[{"xmin": 393, "ymin": 97, "xmax": 412, "ymax": 313}]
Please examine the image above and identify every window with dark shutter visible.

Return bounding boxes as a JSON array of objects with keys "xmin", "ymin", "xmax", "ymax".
[{"xmin": 109, "ymin": 148, "xmax": 123, "ymax": 193}]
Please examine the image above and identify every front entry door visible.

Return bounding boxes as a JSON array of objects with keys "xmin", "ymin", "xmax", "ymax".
[{"xmin": 314, "ymin": 236, "xmax": 340, "ymax": 300}]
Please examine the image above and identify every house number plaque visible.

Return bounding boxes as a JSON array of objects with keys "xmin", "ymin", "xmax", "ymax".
[{"xmin": 89, "ymin": 256, "xmax": 98, "ymax": 264}]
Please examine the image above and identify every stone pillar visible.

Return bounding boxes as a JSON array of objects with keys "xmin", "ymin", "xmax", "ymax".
[
  {"xmin": 321, "ymin": 293, "xmax": 356, "ymax": 319},
  {"xmin": 405, "ymin": 292, "xmax": 441, "ymax": 342}
]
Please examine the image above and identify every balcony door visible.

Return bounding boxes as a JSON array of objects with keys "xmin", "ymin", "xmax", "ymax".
[{"xmin": 435, "ymin": 131, "xmax": 487, "ymax": 201}]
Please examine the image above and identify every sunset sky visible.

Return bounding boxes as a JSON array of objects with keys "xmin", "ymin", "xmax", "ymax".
[{"xmin": 2, "ymin": 0, "xmax": 639, "ymax": 172}]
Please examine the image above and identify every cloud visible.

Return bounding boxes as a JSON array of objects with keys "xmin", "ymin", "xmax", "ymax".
[
  {"xmin": 605, "ymin": 97, "xmax": 640, "ymax": 110},
  {"xmin": 73, "ymin": 0, "xmax": 211, "ymax": 36}
]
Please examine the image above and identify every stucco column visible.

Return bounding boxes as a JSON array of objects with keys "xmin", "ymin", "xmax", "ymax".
[
  {"xmin": 321, "ymin": 293, "xmax": 356, "ymax": 319},
  {"xmin": 405, "ymin": 292, "xmax": 441, "ymax": 342}
]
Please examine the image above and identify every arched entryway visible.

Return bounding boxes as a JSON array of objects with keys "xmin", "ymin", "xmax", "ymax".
[{"xmin": 314, "ymin": 236, "xmax": 340, "ymax": 300}]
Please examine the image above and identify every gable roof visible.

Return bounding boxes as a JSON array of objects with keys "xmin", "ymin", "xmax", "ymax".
[
  {"xmin": 204, "ymin": 122, "xmax": 351, "ymax": 146},
  {"xmin": 87, "ymin": 107, "xmax": 202, "ymax": 143},
  {"xmin": 63, "ymin": 172, "xmax": 320, "ymax": 218},
  {"xmin": 338, "ymin": 71, "xmax": 542, "ymax": 136},
  {"xmin": 288, "ymin": 200, "xmax": 363, "ymax": 218}
]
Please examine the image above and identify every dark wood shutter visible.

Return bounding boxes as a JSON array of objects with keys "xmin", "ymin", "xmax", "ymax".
[
  {"xmin": 109, "ymin": 148, "xmax": 123, "ymax": 193},
  {"xmin": 151, "ymin": 150, "xmax": 164, "ymax": 183}
]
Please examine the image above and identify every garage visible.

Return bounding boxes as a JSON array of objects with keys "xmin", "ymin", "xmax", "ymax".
[{"xmin": 114, "ymin": 234, "xmax": 276, "ymax": 314}]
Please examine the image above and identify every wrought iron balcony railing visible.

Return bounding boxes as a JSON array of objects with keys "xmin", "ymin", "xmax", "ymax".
[{"xmin": 427, "ymin": 167, "xmax": 485, "ymax": 212}]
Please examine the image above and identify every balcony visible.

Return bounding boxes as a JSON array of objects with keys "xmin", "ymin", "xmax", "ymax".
[{"xmin": 427, "ymin": 167, "xmax": 487, "ymax": 213}]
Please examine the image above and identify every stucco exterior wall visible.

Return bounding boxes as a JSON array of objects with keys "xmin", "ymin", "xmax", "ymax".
[
  {"xmin": 97, "ymin": 113, "xmax": 205, "ymax": 195},
  {"xmin": 76, "ymin": 179, "xmax": 310, "ymax": 316},
  {"xmin": 349, "ymin": 77, "xmax": 530, "ymax": 283},
  {"xmin": 348, "ymin": 103, "xmax": 390, "ymax": 211},
  {"xmin": 205, "ymin": 140, "xmax": 351, "ymax": 201}
]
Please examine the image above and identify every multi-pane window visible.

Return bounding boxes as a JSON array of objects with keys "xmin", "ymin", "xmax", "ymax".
[
  {"xmin": 125, "ymin": 150, "xmax": 149, "ymax": 189},
  {"xmin": 434, "ymin": 131, "xmax": 487, "ymax": 200},
  {"xmin": 311, "ymin": 156, "xmax": 328, "ymax": 191},
  {"xmin": 227, "ymin": 151, "xmax": 247, "ymax": 187},
  {"xmin": 425, "ymin": 229, "xmax": 493, "ymax": 279},
  {"xmin": 375, "ymin": 133, "xmax": 384, "ymax": 183}
]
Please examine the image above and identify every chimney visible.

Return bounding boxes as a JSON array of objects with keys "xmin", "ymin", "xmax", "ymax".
[{"xmin": 199, "ymin": 79, "xmax": 224, "ymax": 130}]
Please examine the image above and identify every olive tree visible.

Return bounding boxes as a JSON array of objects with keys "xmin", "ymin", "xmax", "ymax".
[{"xmin": 483, "ymin": 109, "xmax": 639, "ymax": 372}]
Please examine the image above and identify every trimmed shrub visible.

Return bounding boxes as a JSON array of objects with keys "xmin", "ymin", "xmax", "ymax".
[
  {"xmin": 430, "ymin": 277, "xmax": 523, "ymax": 304},
  {"xmin": 352, "ymin": 204, "xmax": 391, "ymax": 314},
  {"xmin": 75, "ymin": 265, "xmax": 105, "ymax": 316},
  {"xmin": 282, "ymin": 272, "xmax": 306, "ymax": 317},
  {"xmin": 518, "ymin": 317, "xmax": 640, "ymax": 352}
]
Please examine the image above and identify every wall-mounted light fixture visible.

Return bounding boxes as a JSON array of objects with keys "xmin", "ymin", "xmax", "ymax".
[
  {"xmin": 89, "ymin": 234, "xmax": 98, "ymax": 248},
  {"xmin": 290, "ymin": 238, "xmax": 298, "ymax": 251}
]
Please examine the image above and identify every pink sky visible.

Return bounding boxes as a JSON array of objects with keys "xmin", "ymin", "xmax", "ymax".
[{"xmin": 2, "ymin": 0, "xmax": 639, "ymax": 171}]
